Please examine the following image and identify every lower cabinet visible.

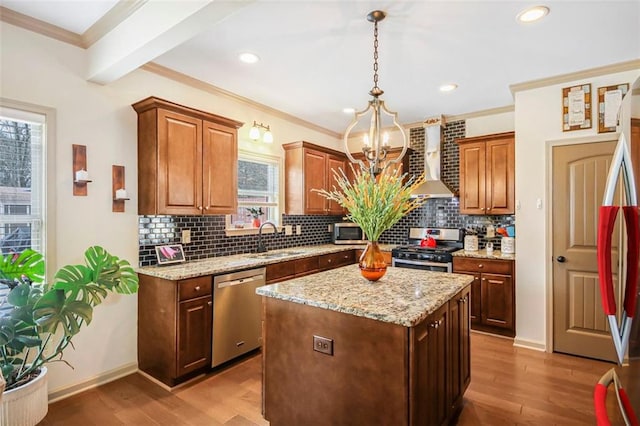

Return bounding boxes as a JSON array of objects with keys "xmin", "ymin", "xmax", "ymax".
[
  {"xmin": 138, "ymin": 275, "xmax": 212, "ymax": 386},
  {"xmin": 453, "ymin": 257, "xmax": 515, "ymax": 337},
  {"xmin": 265, "ymin": 249, "xmax": 356, "ymax": 284},
  {"xmin": 263, "ymin": 284, "xmax": 471, "ymax": 425}
]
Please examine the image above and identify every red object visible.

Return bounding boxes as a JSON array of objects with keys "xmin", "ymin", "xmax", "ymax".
[
  {"xmin": 622, "ymin": 206, "xmax": 639, "ymax": 317},
  {"xmin": 597, "ymin": 205, "xmax": 620, "ymax": 315},
  {"xmin": 420, "ymin": 237, "xmax": 436, "ymax": 248}
]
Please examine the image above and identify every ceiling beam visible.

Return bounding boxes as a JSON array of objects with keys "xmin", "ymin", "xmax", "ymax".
[{"xmin": 86, "ymin": 0, "xmax": 254, "ymax": 85}]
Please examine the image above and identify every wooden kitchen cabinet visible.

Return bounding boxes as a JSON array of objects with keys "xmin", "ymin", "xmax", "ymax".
[
  {"xmin": 449, "ymin": 286, "xmax": 471, "ymax": 414},
  {"xmin": 453, "ymin": 257, "xmax": 515, "ymax": 337},
  {"xmin": 457, "ymin": 132, "xmax": 514, "ymax": 215},
  {"xmin": 138, "ymin": 274, "xmax": 213, "ymax": 386},
  {"xmin": 132, "ymin": 96, "xmax": 243, "ymax": 215},
  {"xmin": 265, "ymin": 250, "xmax": 356, "ymax": 284},
  {"xmin": 283, "ymin": 141, "xmax": 348, "ymax": 215}
]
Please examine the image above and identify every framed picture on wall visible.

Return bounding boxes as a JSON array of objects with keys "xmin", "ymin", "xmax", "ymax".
[
  {"xmin": 597, "ymin": 83, "xmax": 629, "ymax": 133},
  {"xmin": 155, "ymin": 244, "xmax": 186, "ymax": 265},
  {"xmin": 562, "ymin": 83, "xmax": 592, "ymax": 131}
]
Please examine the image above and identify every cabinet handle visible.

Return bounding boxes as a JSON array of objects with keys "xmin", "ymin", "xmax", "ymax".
[
  {"xmin": 478, "ymin": 264, "xmax": 483, "ymax": 268},
  {"xmin": 198, "ymin": 206, "xmax": 203, "ymax": 210},
  {"xmin": 459, "ymin": 297, "xmax": 467, "ymax": 303},
  {"xmin": 474, "ymin": 277, "xmax": 479, "ymax": 281},
  {"xmin": 208, "ymin": 301, "xmax": 212, "ymax": 306},
  {"xmin": 328, "ymin": 259, "xmax": 332, "ymax": 263},
  {"xmin": 482, "ymin": 278, "xmax": 486, "ymax": 281},
  {"xmin": 204, "ymin": 206, "xmax": 209, "ymax": 210},
  {"xmin": 430, "ymin": 320, "xmax": 442, "ymax": 329},
  {"xmin": 195, "ymin": 286, "xmax": 201, "ymax": 291}
]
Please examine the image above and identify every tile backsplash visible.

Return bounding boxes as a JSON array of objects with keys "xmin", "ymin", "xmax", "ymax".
[{"xmin": 138, "ymin": 119, "xmax": 515, "ymax": 265}]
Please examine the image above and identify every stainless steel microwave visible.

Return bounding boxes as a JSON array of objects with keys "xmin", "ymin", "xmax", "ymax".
[{"xmin": 332, "ymin": 222, "xmax": 367, "ymax": 244}]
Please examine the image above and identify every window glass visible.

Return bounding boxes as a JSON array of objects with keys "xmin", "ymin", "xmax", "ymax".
[
  {"xmin": 227, "ymin": 154, "xmax": 280, "ymax": 229},
  {"xmin": 0, "ymin": 115, "xmax": 44, "ymax": 255}
]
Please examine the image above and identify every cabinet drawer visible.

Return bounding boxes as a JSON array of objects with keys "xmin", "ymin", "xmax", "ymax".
[
  {"xmin": 178, "ymin": 276, "xmax": 212, "ymax": 301},
  {"xmin": 319, "ymin": 251, "xmax": 355, "ymax": 270},
  {"xmin": 294, "ymin": 257, "xmax": 319, "ymax": 276},
  {"xmin": 453, "ymin": 257, "xmax": 513, "ymax": 275},
  {"xmin": 266, "ymin": 260, "xmax": 297, "ymax": 283}
]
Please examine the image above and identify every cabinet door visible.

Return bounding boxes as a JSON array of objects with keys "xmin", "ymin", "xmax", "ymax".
[
  {"xmin": 449, "ymin": 286, "xmax": 471, "ymax": 413},
  {"xmin": 411, "ymin": 303, "xmax": 449, "ymax": 426},
  {"xmin": 157, "ymin": 109, "xmax": 203, "ymax": 215},
  {"xmin": 458, "ymin": 141, "xmax": 486, "ymax": 214},
  {"xmin": 326, "ymin": 155, "xmax": 347, "ymax": 215},
  {"xmin": 203, "ymin": 120, "xmax": 237, "ymax": 214},
  {"xmin": 480, "ymin": 273, "xmax": 514, "ymax": 330},
  {"xmin": 486, "ymin": 136, "xmax": 515, "ymax": 214},
  {"xmin": 178, "ymin": 295, "xmax": 212, "ymax": 376},
  {"xmin": 303, "ymin": 149, "xmax": 328, "ymax": 214}
]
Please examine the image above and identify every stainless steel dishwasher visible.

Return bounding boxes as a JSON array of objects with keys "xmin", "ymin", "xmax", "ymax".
[{"xmin": 212, "ymin": 267, "xmax": 265, "ymax": 367}]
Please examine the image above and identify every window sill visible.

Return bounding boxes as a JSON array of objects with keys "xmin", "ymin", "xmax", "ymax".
[{"xmin": 224, "ymin": 226, "xmax": 282, "ymax": 237}]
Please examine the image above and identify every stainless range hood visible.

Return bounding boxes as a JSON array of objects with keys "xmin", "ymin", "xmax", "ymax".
[{"xmin": 411, "ymin": 116, "xmax": 456, "ymax": 198}]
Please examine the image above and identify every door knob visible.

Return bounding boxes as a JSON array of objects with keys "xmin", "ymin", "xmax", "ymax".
[{"xmin": 556, "ymin": 256, "xmax": 566, "ymax": 263}]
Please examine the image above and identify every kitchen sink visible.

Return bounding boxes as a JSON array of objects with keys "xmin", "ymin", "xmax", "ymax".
[{"xmin": 249, "ymin": 251, "xmax": 305, "ymax": 260}]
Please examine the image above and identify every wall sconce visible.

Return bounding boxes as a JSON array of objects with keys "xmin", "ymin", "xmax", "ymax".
[{"xmin": 249, "ymin": 121, "xmax": 273, "ymax": 143}]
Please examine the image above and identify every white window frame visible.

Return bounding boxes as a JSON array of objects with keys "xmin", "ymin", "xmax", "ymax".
[
  {"xmin": 0, "ymin": 99, "xmax": 56, "ymax": 280},
  {"xmin": 225, "ymin": 150, "xmax": 283, "ymax": 236}
]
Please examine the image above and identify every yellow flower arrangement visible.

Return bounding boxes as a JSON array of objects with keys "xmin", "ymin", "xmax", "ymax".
[{"xmin": 314, "ymin": 165, "xmax": 428, "ymax": 241}]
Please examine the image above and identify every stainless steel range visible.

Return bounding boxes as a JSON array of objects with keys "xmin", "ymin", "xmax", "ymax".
[{"xmin": 391, "ymin": 228, "xmax": 464, "ymax": 272}]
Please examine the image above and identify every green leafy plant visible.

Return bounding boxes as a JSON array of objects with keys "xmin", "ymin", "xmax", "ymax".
[
  {"xmin": 0, "ymin": 246, "xmax": 138, "ymax": 391},
  {"xmin": 247, "ymin": 207, "xmax": 264, "ymax": 219},
  {"xmin": 315, "ymin": 166, "xmax": 428, "ymax": 241}
]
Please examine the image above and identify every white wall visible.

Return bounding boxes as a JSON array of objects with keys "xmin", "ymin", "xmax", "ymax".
[
  {"xmin": 514, "ymin": 69, "xmax": 640, "ymax": 349},
  {"xmin": 0, "ymin": 22, "xmax": 340, "ymax": 395}
]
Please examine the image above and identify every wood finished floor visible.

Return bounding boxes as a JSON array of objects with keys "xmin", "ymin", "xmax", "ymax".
[{"xmin": 41, "ymin": 333, "xmax": 617, "ymax": 425}]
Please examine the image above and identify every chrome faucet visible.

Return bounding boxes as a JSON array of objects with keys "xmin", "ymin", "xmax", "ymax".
[{"xmin": 257, "ymin": 221, "xmax": 278, "ymax": 253}]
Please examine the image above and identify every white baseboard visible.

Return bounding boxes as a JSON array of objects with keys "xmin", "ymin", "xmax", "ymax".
[
  {"xmin": 47, "ymin": 362, "xmax": 138, "ymax": 403},
  {"xmin": 513, "ymin": 337, "xmax": 546, "ymax": 352}
]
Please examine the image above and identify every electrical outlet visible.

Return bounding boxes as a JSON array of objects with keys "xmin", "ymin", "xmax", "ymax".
[
  {"xmin": 296, "ymin": 225, "xmax": 302, "ymax": 235},
  {"xmin": 313, "ymin": 335, "xmax": 333, "ymax": 355},
  {"xmin": 328, "ymin": 224, "xmax": 334, "ymax": 233},
  {"xmin": 284, "ymin": 225, "xmax": 293, "ymax": 236},
  {"xmin": 181, "ymin": 229, "xmax": 191, "ymax": 244}
]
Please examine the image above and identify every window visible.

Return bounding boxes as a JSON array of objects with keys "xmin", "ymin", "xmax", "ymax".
[
  {"xmin": 226, "ymin": 152, "xmax": 281, "ymax": 232},
  {"xmin": 0, "ymin": 110, "xmax": 45, "ymax": 256}
]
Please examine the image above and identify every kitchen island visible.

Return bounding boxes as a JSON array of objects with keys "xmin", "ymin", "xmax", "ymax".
[{"xmin": 257, "ymin": 265, "xmax": 473, "ymax": 426}]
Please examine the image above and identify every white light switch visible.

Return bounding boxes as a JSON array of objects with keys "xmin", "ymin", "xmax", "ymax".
[
  {"xmin": 285, "ymin": 225, "xmax": 293, "ymax": 236},
  {"xmin": 536, "ymin": 198, "xmax": 543, "ymax": 209},
  {"xmin": 296, "ymin": 225, "xmax": 302, "ymax": 235},
  {"xmin": 181, "ymin": 229, "xmax": 191, "ymax": 244}
]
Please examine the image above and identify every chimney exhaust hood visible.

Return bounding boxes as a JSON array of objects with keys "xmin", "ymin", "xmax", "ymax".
[{"xmin": 410, "ymin": 116, "xmax": 456, "ymax": 198}]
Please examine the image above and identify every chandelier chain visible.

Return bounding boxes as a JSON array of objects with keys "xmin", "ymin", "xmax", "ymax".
[{"xmin": 372, "ymin": 20, "xmax": 379, "ymax": 93}]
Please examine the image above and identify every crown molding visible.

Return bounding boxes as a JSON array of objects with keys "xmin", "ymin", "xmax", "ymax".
[
  {"xmin": 510, "ymin": 59, "xmax": 640, "ymax": 94},
  {"xmin": 401, "ymin": 105, "xmax": 515, "ymax": 130},
  {"xmin": 141, "ymin": 63, "xmax": 341, "ymax": 139},
  {"xmin": 83, "ymin": 0, "xmax": 147, "ymax": 47},
  {"xmin": 0, "ymin": 6, "xmax": 83, "ymax": 47}
]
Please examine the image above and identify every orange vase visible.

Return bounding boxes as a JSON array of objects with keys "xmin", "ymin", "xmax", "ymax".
[
  {"xmin": 359, "ymin": 241, "xmax": 387, "ymax": 281},
  {"xmin": 252, "ymin": 218, "xmax": 261, "ymax": 228}
]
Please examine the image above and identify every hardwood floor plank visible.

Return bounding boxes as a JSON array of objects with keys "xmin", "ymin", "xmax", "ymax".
[{"xmin": 43, "ymin": 333, "xmax": 616, "ymax": 425}]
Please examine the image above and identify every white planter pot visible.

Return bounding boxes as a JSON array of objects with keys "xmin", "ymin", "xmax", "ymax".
[{"xmin": 0, "ymin": 367, "xmax": 48, "ymax": 426}]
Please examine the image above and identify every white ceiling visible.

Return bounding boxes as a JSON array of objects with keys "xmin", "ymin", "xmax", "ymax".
[{"xmin": 1, "ymin": 0, "xmax": 639, "ymax": 134}]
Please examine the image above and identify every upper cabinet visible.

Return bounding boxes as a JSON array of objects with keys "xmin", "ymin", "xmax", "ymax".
[
  {"xmin": 132, "ymin": 97, "xmax": 243, "ymax": 215},
  {"xmin": 283, "ymin": 141, "xmax": 348, "ymax": 215},
  {"xmin": 457, "ymin": 132, "xmax": 515, "ymax": 215}
]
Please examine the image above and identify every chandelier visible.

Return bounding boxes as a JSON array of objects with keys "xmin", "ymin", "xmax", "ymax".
[{"xmin": 343, "ymin": 10, "xmax": 408, "ymax": 176}]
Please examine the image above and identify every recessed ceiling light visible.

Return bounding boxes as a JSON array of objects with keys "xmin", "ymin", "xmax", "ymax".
[
  {"xmin": 239, "ymin": 52, "xmax": 260, "ymax": 64},
  {"xmin": 439, "ymin": 83, "xmax": 458, "ymax": 92},
  {"xmin": 516, "ymin": 6, "xmax": 549, "ymax": 23},
  {"xmin": 343, "ymin": 107, "xmax": 355, "ymax": 114}
]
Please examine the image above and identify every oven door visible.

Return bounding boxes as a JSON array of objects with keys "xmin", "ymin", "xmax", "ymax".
[{"xmin": 392, "ymin": 258, "xmax": 452, "ymax": 273}]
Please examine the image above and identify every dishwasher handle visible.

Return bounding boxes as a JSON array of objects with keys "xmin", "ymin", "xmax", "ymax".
[{"xmin": 217, "ymin": 274, "xmax": 264, "ymax": 289}]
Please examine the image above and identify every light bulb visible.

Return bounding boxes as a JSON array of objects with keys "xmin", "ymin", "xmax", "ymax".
[
  {"xmin": 363, "ymin": 134, "xmax": 370, "ymax": 147},
  {"xmin": 263, "ymin": 129, "xmax": 273, "ymax": 143},
  {"xmin": 382, "ymin": 132, "xmax": 390, "ymax": 147},
  {"xmin": 249, "ymin": 123, "xmax": 260, "ymax": 141}
]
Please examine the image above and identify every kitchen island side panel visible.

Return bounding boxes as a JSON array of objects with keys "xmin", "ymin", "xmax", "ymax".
[{"xmin": 263, "ymin": 297, "xmax": 409, "ymax": 426}]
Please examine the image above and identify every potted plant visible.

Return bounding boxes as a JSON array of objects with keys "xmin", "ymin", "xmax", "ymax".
[
  {"xmin": 0, "ymin": 246, "xmax": 139, "ymax": 425},
  {"xmin": 315, "ymin": 166, "xmax": 427, "ymax": 281},
  {"xmin": 247, "ymin": 207, "xmax": 264, "ymax": 228}
]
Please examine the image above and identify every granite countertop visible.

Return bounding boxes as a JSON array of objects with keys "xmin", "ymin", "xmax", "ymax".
[
  {"xmin": 453, "ymin": 249, "xmax": 515, "ymax": 261},
  {"xmin": 256, "ymin": 265, "xmax": 473, "ymax": 327},
  {"xmin": 136, "ymin": 243, "xmax": 395, "ymax": 281}
]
